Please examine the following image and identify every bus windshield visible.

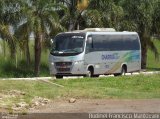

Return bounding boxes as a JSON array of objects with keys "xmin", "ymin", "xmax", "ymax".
[{"xmin": 50, "ymin": 33, "xmax": 85, "ymax": 56}]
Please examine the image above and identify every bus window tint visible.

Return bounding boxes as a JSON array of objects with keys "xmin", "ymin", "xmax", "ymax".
[
  {"xmin": 108, "ymin": 35, "xmax": 123, "ymax": 50},
  {"xmin": 86, "ymin": 36, "xmax": 93, "ymax": 53},
  {"xmin": 92, "ymin": 34, "xmax": 140, "ymax": 51},
  {"xmin": 92, "ymin": 35, "xmax": 105, "ymax": 51},
  {"xmin": 122, "ymin": 35, "xmax": 140, "ymax": 50}
]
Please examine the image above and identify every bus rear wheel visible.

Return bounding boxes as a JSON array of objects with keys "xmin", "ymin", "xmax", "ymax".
[
  {"xmin": 121, "ymin": 66, "xmax": 126, "ymax": 76},
  {"xmin": 114, "ymin": 73, "xmax": 121, "ymax": 76},
  {"xmin": 114, "ymin": 66, "xmax": 127, "ymax": 76},
  {"xmin": 93, "ymin": 75, "xmax": 99, "ymax": 77},
  {"xmin": 55, "ymin": 75, "xmax": 63, "ymax": 79}
]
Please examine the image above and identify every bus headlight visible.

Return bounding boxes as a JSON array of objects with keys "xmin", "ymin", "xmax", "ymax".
[
  {"xmin": 74, "ymin": 60, "xmax": 83, "ymax": 65},
  {"xmin": 51, "ymin": 62, "xmax": 54, "ymax": 65}
]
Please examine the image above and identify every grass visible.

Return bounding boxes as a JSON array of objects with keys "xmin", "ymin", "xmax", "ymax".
[
  {"xmin": 0, "ymin": 71, "xmax": 160, "ymax": 111},
  {"xmin": 54, "ymin": 74, "xmax": 160, "ymax": 99},
  {"xmin": 0, "ymin": 74, "xmax": 160, "ymax": 108}
]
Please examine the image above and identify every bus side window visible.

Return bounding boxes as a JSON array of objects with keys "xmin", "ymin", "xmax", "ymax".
[{"xmin": 85, "ymin": 36, "xmax": 93, "ymax": 54}]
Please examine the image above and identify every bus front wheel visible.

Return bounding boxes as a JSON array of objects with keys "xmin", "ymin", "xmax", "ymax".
[{"xmin": 85, "ymin": 68, "xmax": 93, "ymax": 77}]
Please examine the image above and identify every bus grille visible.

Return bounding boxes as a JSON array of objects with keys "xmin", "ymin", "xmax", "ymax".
[
  {"xmin": 55, "ymin": 62, "xmax": 72, "ymax": 72},
  {"xmin": 55, "ymin": 62, "xmax": 72, "ymax": 66}
]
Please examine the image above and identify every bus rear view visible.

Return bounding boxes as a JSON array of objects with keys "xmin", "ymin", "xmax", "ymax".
[{"xmin": 49, "ymin": 28, "xmax": 141, "ymax": 79}]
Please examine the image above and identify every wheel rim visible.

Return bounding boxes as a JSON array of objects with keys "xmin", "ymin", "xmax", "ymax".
[
  {"xmin": 87, "ymin": 70, "xmax": 91, "ymax": 77},
  {"xmin": 122, "ymin": 68, "xmax": 126, "ymax": 76}
]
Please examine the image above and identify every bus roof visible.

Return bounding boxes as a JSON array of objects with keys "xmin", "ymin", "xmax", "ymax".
[
  {"xmin": 59, "ymin": 31, "xmax": 138, "ymax": 35},
  {"xmin": 58, "ymin": 28, "xmax": 138, "ymax": 35}
]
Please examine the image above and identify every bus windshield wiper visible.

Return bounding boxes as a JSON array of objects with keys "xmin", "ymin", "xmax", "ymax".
[
  {"xmin": 50, "ymin": 50, "xmax": 64, "ymax": 55},
  {"xmin": 63, "ymin": 49, "xmax": 79, "ymax": 53}
]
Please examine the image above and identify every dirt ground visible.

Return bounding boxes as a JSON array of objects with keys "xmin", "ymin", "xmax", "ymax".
[
  {"xmin": 1, "ymin": 99, "xmax": 160, "ymax": 119},
  {"xmin": 29, "ymin": 99, "xmax": 160, "ymax": 113}
]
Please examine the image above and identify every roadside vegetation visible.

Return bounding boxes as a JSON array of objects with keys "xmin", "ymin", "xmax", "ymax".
[
  {"xmin": 0, "ymin": 39, "xmax": 160, "ymax": 78},
  {"xmin": 0, "ymin": 0, "xmax": 160, "ymax": 77},
  {"xmin": 0, "ymin": 74, "xmax": 160, "ymax": 111},
  {"xmin": 0, "ymin": 41, "xmax": 50, "ymax": 78},
  {"xmin": 0, "ymin": 0, "xmax": 160, "ymax": 113},
  {"xmin": 147, "ymin": 39, "xmax": 160, "ymax": 71}
]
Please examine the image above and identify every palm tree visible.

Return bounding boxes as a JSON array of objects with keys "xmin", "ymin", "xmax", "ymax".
[
  {"xmin": 59, "ymin": 0, "xmax": 105, "ymax": 30},
  {"xmin": 15, "ymin": 0, "xmax": 64, "ymax": 76},
  {"xmin": 87, "ymin": 0, "xmax": 123, "ymax": 30},
  {"xmin": 120, "ymin": 0, "xmax": 160, "ymax": 69},
  {"xmin": 58, "ymin": 0, "xmax": 82, "ymax": 31},
  {"xmin": 152, "ymin": 0, "xmax": 160, "ymax": 36},
  {"xmin": 14, "ymin": 22, "xmax": 31, "ymax": 65},
  {"xmin": 0, "ymin": 0, "xmax": 18, "ymax": 59}
]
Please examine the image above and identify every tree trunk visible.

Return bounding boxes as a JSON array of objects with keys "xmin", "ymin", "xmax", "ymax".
[
  {"xmin": 141, "ymin": 36, "xmax": 148, "ymax": 69},
  {"xmin": 73, "ymin": 12, "xmax": 83, "ymax": 30},
  {"xmin": 34, "ymin": 33, "xmax": 42, "ymax": 77},
  {"xmin": 10, "ymin": 43, "xmax": 16, "ymax": 59},
  {"xmin": 3, "ymin": 40, "xmax": 6, "ymax": 60},
  {"xmin": 26, "ymin": 40, "xmax": 31, "ymax": 65},
  {"xmin": 6, "ymin": 37, "xmax": 16, "ymax": 59},
  {"xmin": 68, "ymin": 19, "xmax": 75, "ymax": 31}
]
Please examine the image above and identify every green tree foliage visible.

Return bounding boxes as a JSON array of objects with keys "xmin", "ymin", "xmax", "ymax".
[
  {"xmin": 120, "ymin": 0, "xmax": 160, "ymax": 69},
  {"xmin": 0, "ymin": 0, "xmax": 160, "ymax": 77},
  {"xmin": 152, "ymin": 0, "xmax": 160, "ymax": 35},
  {"xmin": 0, "ymin": 0, "xmax": 18, "ymax": 59},
  {"xmin": 88, "ymin": 0, "xmax": 124, "ymax": 29},
  {"xmin": 15, "ymin": 0, "xmax": 64, "ymax": 76},
  {"xmin": 58, "ymin": 0, "xmax": 86, "ymax": 30}
]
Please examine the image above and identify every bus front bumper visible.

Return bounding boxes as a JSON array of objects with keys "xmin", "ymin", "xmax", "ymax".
[{"xmin": 49, "ymin": 61, "xmax": 86, "ymax": 76}]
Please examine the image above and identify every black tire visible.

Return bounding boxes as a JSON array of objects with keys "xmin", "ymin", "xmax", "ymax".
[
  {"xmin": 114, "ymin": 66, "xmax": 126, "ymax": 77},
  {"xmin": 86, "ymin": 68, "xmax": 93, "ymax": 77},
  {"xmin": 55, "ymin": 75, "xmax": 63, "ymax": 79},
  {"xmin": 114, "ymin": 73, "xmax": 121, "ymax": 76},
  {"xmin": 93, "ymin": 75, "xmax": 99, "ymax": 77},
  {"xmin": 121, "ymin": 66, "xmax": 126, "ymax": 76}
]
